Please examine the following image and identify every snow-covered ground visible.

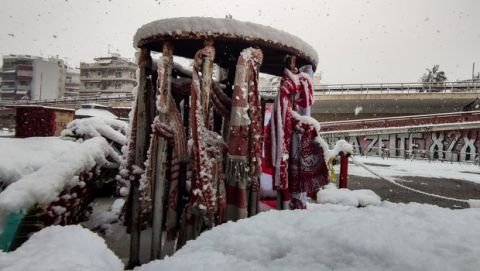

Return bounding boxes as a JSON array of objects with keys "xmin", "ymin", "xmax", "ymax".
[
  {"xmin": 316, "ymin": 183, "xmax": 381, "ymax": 207},
  {"xmin": 82, "ymin": 198, "xmax": 125, "ymax": 235},
  {"xmin": 136, "ymin": 201, "xmax": 480, "ymax": 271},
  {"xmin": 0, "ymin": 128, "xmax": 14, "ymax": 137},
  {"xmin": 2, "ymin": 198, "xmax": 480, "ymax": 271},
  {"xmin": 1, "ymin": 138, "xmax": 480, "ymax": 270},
  {"xmin": 347, "ymin": 156, "xmax": 480, "ymax": 184}
]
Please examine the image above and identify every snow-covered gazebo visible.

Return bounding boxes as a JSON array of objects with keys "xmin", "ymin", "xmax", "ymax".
[{"xmin": 125, "ymin": 17, "xmax": 348, "ymax": 268}]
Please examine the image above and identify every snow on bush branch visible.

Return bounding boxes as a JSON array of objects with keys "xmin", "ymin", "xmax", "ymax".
[{"xmin": 61, "ymin": 117, "xmax": 129, "ymax": 146}]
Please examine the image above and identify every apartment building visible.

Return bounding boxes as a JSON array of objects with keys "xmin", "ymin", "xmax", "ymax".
[
  {"xmin": 0, "ymin": 54, "xmax": 79, "ymax": 101},
  {"xmin": 79, "ymin": 54, "xmax": 137, "ymax": 97},
  {"xmin": 0, "ymin": 55, "xmax": 71, "ymax": 101},
  {"xmin": 65, "ymin": 68, "xmax": 81, "ymax": 97}
]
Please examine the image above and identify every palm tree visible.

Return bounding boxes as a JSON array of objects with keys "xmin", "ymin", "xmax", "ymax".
[
  {"xmin": 420, "ymin": 65, "xmax": 447, "ymax": 92},
  {"xmin": 474, "ymin": 72, "xmax": 480, "ymax": 82}
]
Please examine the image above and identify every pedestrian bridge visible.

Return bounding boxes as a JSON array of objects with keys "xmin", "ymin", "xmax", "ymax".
[
  {"xmin": 1, "ymin": 81, "xmax": 479, "ymax": 122},
  {"xmin": 312, "ymin": 90, "xmax": 480, "ymax": 121}
]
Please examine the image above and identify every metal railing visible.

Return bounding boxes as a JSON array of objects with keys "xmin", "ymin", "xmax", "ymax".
[
  {"xmin": 2, "ymin": 81, "xmax": 480, "ymax": 107},
  {"xmin": 0, "ymin": 94, "xmax": 135, "ymax": 107},
  {"xmin": 314, "ymin": 81, "xmax": 480, "ymax": 94}
]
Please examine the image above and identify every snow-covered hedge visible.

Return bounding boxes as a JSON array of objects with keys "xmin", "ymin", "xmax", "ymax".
[
  {"xmin": 0, "ymin": 137, "xmax": 79, "ymax": 186},
  {"xmin": 61, "ymin": 117, "xmax": 129, "ymax": 147},
  {"xmin": 0, "ymin": 225, "xmax": 123, "ymax": 271},
  {"xmin": 0, "ymin": 137, "xmax": 120, "ymax": 228}
]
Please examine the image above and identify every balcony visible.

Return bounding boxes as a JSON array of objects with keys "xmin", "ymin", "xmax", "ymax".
[
  {"xmin": 1, "ymin": 75, "xmax": 16, "ymax": 82},
  {"xmin": 1, "ymin": 89, "xmax": 15, "ymax": 94},
  {"xmin": 16, "ymin": 90, "xmax": 29, "ymax": 95},
  {"xmin": 16, "ymin": 70, "xmax": 33, "ymax": 78},
  {"xmin": 16, "ymin": 85, "xmax": 31, "ymax": 91},
  {"xmin": 65, "ymin": 82, "xmax": 81, "ymax": 88},
  {"xmin": 80, "ymin": 75, "xmax": 138, "ymax": 85},
  {"xmin": 80, "ymin": 63, "xmax": 137, "ymax": 70}
]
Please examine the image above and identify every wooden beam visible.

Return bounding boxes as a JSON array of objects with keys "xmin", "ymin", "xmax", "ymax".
[
  {"xmin": 150, "ymin": 41, "xmax": 173, "ymax": 260},
  {"xmin": 128, "ymin": 47, "xmax": 153, "ymax": 268}
]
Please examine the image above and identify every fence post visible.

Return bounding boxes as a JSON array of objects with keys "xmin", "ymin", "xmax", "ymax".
[{"xmin": 339, "ymin": 153, "xmax": 349, "ymax": 189}]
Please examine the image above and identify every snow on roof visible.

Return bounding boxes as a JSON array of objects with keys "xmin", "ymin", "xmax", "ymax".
[
  {"xmin": 81, "ymin": 103, "xmax": 110, "ymax": 109},
  {"xmin": 136, "ymin": 202, "xmax": 480, "ymax": 271},
  {"xmin": 0, "ymin": 137, "xmax": 79, "ymax": 185},
  {"xmin": 0, "ymin": 137, "xmax": 119, "ymax": 219},
  {"xmin": 134, "ymin": 17, "xmax": 318, "ymax": 72},
  {"xmin": 0, "ymin": 225, "xmax": 123, "ymax": 271},
  {"xmin": 75, "ymin": 108, "xmax": 118, "ymax": 119}
]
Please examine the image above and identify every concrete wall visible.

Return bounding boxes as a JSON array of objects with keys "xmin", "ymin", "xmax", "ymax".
[
  {"xmin": 321, "ymin": 126, "xmax": 480, "ymax": 162},
  {"xmin": 313, "ymin": 92, "xmax": 480, "ymax": 121}
]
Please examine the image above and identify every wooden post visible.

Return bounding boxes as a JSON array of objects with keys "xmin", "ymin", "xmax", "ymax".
[
  {"xmin": 222, "ymin": 63, "xmax": 237, "ymax": 142},
  {"xmin": 150, "ymin": 42, "xmax": 173, "ymax": 260},
  {"xmin": 276, "ymin": 54, "xmax": 297, "ymax": 210},
  {"xmin": 177, "ymin": 96, "xmax": 189, "ymax": 225},
  {"xmin": 339, "ymin": 153, "xmax": 349, "ymax": 188},
  {"xmin": 128, "ymin": 47, "xmax": 153, "ymax": 269}
]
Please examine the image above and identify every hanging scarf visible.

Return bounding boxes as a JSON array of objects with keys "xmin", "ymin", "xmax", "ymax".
[
  {"xmin": 269, "ymin": 68, "xmax": 298, "ymax": 191},
  {"xmin": 266, "ymin": 67, "xmax": 329, "ymax": 209},
  {"xmin": 289, "ymin": 70, "xmax": 314, "ymax": 209},
  {"xmin": 225, "ymin": 47, "xmax": 263, "ymax": 221},
  {"xmin": 289, "ymin": 114, "xmax": 329, "ymax": 208},
  {"xmin": 189, "ymin": 47, "xmax": 216, "ymax": 219},
  {"xmin": 182, "ymin": 44, "xmax": 227, "ymax": 243}
]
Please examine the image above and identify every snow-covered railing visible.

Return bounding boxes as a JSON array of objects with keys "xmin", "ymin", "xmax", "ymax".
[
  {"xmin": 0, "ymin": 94, "xmax": 135, "ymax": 107},
  {"xmin": 3, "ymin": 81, "xmax": 479, "ymax": 107},
  {"xmin": 314, "ymin": 81, "xmax": 480, "ymax": 94}
]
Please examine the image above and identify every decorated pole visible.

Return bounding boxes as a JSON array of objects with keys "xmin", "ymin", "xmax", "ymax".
[
  {"xmin": 150, "ymin": 41, "xmax": 173, "ymax": 260},
  {"xmin": 128, "ymin": 47, "xmax": 153, "ymax": 268},
  {"xmin": 201, "ymin": 39, "xmax": 215, "ymax": 126},
  {"xmin": 176, "ymin": 96, "xmax": 189, "ymax": 231},
  {"xmin": 339, "ymin": 153, "xmax": 349, "ymax": 189}
]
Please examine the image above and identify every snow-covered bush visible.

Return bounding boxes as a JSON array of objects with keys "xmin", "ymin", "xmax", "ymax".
[
  {"xmin": 61, "ymin": 117, "xmax": 129, "ymax": 195},
  {"xmin": 61, "ymin": 117, "xmax": 129, "ymax": 153}
]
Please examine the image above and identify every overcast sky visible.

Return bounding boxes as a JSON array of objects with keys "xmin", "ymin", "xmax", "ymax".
[{"xmin": 1, "ymin": 0, "xmax": 479, "ymax": 83}]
